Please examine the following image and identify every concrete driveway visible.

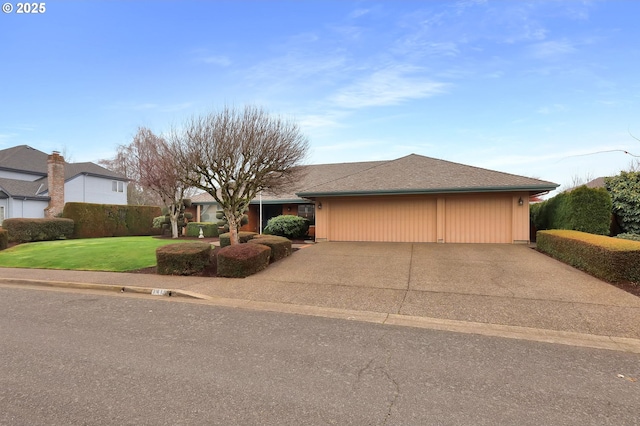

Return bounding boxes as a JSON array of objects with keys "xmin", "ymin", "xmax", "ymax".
[{"xmin": 245, "ymin": 242, "xmax": 640, "ymax": 339}]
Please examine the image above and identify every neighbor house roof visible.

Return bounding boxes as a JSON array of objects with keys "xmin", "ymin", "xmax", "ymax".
[
  {"xmin": 585, "ymin": 176, "xmax": 607, "ymax": 189},
  {"xmin": 0, "ymin": 177, "xmax": 49, "ymax": 200},
  {"xmin": 0, "ymin": 145, "xmax": 127, "ymax": 197},
  {"xmin": 191, "ymin": 154, "xmax": 558, "ymax": 204},
  {"xmin": 297, "ymin": 154, "xmax": 558, "ymax": 197}
]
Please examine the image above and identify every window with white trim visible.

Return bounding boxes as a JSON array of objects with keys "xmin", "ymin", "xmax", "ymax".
[{"xmin": 112, "ymin": 181, "xmax": 124, "ymax": 192}]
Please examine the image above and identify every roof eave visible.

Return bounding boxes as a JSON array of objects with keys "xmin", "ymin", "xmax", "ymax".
[{"xmin": 296, "ymin": 185, "xmax": 560, "ymax": 198}]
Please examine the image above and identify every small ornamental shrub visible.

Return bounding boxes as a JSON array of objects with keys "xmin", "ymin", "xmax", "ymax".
[
  {"xmin": 248, "ymin": 235, "xmax": 292, "ymax": 263},
  {"xmin": 264, "ymin": 215, "xmax": 309, "ymax": 239},
  {"xmin": 156, "ymin": 242, "xmax": 211, "ymax": 275},
  {"xmin": 3, "ymin": 218, "xmax": 75, "ymax": 243},
  {"xmin": 217, "ymin": 243, "xmax": 271, "ymax": 278},
  {"xmin": 152, "ymin": 216, "xmax": 165, "ymax": 229},
  {"xmin": 186, "ymin": 222, "xmax": 219, "ymax": 238},
  {"xmin": 219, "ymin": 231, "xmax": 258, "ymax": 247},
  {"xmin": 0, "ymin": 228, "xmax": 8, "ymax": 250},
  {"xmin": 537, "ymin": 230, "xmax": 640, "ymax": 284}
]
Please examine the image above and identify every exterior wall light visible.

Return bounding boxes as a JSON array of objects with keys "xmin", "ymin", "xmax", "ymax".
[
  {"xmin": 518, "ymin": 197, "xmax": 524, "ymax": 206},
  {"xmin": 318, "ymin": 202, "xmax": 322, "ymax": 210}
]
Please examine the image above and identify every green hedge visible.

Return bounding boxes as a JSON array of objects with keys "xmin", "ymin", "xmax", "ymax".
[
  {"xmin": 531, "ymin": 186, "xmax": 612, "ymax": 235},
  {"xmin": 537, "ymin": 230, "xmax": 640, "ymax": 283},
  {"xmin": 0, "ymin": 228, "xmax": 8, "ymax": 250},
  {"xmin": 219, "ymin": 231, "xmax": 258, "ymax": 247},
  {"xmin": 248, "ymin": 235, "xmax": 292, "ymax": 263},
  {"xmin": 63, "ymin": 202, "xmax": 161, "ymax": 238},
  {"xmin": 2, "ymin": 218, "xmax": 75, "ymax": 243},
  {"xmin": 156, "ymin": 242, "xmax": 211, "ymax": 275},
  {"xmin": 186, "ymin": 222, "xmax": 219, "ymax": 238},
  {"xmin": 217, "ymin": 243, "xmax": 271, "ymax": 278}
]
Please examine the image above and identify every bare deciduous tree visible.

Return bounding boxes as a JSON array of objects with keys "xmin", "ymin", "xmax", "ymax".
[
  {"xmin": 102, "ymin": 127, "xmax": 195, "ymax": 238},
  {"xmin": 173, "ymin": 105, "xmax": 309, "ymax": 245}
]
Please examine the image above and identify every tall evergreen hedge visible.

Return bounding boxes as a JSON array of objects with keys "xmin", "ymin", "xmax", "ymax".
[
  {"xmin": 62, "ymin": 202, "xmax": 161, "ymax": 238},
  {"xmin": 531, "ymin": 185, "xmax": 612, "ymax": 235}
]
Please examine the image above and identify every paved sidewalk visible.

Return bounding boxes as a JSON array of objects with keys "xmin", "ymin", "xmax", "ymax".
[{"xmin": 1, "ymin": 242, "xmax": 639, "ymax": 353}]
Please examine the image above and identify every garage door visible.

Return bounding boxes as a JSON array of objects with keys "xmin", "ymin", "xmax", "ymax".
[
  {"xmin": 445, "ymin": 196, "xmax": 512, "ymax": 243},
  {"xmin": 328, "ymin": 196, "xmax": 437, "ymax": 242}
]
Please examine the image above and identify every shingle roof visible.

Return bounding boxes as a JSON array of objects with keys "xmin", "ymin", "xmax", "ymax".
[
  {"xmin": 298, "ymin": 154, "xmax": 558, "ymax": 197},
  {"xmin": 191, "ymin": 154, "xmax": 558, "ymax": 204},
  {"xmin": 0, "ymin": 177, "xmax": 49, "ymax": 200},
  {"xmin": 0, "ymin": 145, "xmax": 127, "ymax": 195},
  {"xmin": 192, "ymin": 159, "xmax": 387, "ymax": 204}
]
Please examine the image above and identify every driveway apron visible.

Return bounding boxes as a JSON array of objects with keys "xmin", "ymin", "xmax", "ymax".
[{"xmin": 248, "ymin": 242, "xmax": 640, "ymax": 339}]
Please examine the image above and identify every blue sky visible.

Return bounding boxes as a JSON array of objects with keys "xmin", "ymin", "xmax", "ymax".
[{"xmin": 1, "ymin": 0, "xmax": 639, "ymax": 192}]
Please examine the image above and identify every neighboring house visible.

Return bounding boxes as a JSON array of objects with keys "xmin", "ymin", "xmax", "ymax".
[
  {"xmin": 192, "ymin": 154, "xmax": 558, "ymax": 244},
  {"xmin": 0, "ymin": 145, "xmax": 128, "ymax": 221},
  {"xmin": 585, "ymin": 176, "xmax": 607, "ymax": 189}
]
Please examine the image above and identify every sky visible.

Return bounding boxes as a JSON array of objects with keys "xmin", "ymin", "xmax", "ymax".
[{"xmin": 1, "ymin": 0, "xmax": 639, "ymax": 193}]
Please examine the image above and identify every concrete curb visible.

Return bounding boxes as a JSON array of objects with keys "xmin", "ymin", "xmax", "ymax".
[
  {"xmin": 0, "ymin": 278, "xmax": 205, "ymax": 300},
  {"xmin": 3, "ymin": 278, "xmax": 640, "ymax": 354}
]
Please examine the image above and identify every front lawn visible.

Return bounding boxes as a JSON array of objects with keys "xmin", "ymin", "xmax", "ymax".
[{"xmin": 0, "ymin": 236, "xmax": 199, "ymax": 272}]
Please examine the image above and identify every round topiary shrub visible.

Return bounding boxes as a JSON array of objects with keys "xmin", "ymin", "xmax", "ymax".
[
  {"xmin": 217, "ymin": 243, "xmax": 271, "ymax": 278},
  {"xmin": 156, "ymin": 242, "xmax": 211, "ymax": 275},
  {"xmin": 263, "ymin": 215, "xmax": 309, "ymax": 239},
  {"xmin": 248, "ymin": 235, "xmax": 292, "ymax": 263}
]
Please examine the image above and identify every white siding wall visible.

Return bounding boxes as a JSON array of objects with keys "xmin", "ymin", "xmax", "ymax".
[
  {"xmin": 5, "ymin": 198, "xmax": 48, "ymax": 219},
  {"xmin": 63, "ymin": 175, "xmax": 128, "ymax": 205}
]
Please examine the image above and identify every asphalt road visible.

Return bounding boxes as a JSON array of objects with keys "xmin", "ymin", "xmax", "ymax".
[{"xmin": 1, "ymin": 286, "xmax": 639, "ymax": 426}]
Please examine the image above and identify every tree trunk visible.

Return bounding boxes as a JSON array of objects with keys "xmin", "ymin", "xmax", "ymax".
[
  {"xmin": 170, "ymin": 206, "xmax": 180, "ymax": 239},
  {"xmin": 227, "ymin": 213, "xmax": 240, "ymax": 245}
]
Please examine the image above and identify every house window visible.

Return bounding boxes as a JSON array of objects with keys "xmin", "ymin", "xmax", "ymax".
[
  {"xmin": 297, "ymin": 204, "xmax": 315, "ymax": 225},
  {"xmin": 0, "ymin": 206, "xmax": 4, "ymax": 224},
  {"xmin": 112, "ymin": 181, "xmax": 124, "ymax": 193}
]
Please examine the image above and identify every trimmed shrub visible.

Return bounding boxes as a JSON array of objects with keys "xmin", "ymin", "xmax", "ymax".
[
  {"xmin": 567, "ymin": 186, "xmax": 612, "ymax": 235},
  {"xmin": 63, "ymin": 202, "xmax": 161, "ymax": 238},
  {"xmin": 152, "ymin": 216, "xmax": 165, "ymax": 229},
  {"xmin": 531, "ymin": 186, "xmax": 611, "ymax": 235},
  {"xmin": 185, "ymin": 222, "xmax": 219, "ymax": 238},
  {"xmin": 156, "ymin": 242, "xmax": 211, "ymax": 275},
  {"xmin": 217, "ymin": 243, "xmax": 271, "ymax": 278},
  {"xmin": 264, "ymin": 215, "xmax": 309, "ymax": 239},
  {"xmin": 0, "ymin": 228, "xmax": 8, "ymax": 250},
  {"xmin": 537, "ymin": 230, "xmax": 640, "ymax": 283},
  {"xmin": 2, "ymin": 218, "xmax": 74, "ymax": 243},
  {"xmin": 219, "ymin": 231, "xmax": 258, "ymax": 247},
  {"xmin": 248, "ymin": 235, "xmax": 292, "ymax": 263}
]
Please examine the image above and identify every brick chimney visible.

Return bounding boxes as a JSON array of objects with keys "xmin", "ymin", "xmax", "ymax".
[{"xmin": 45, "ymin": 151, "xmax": 65, "ymax": 218}]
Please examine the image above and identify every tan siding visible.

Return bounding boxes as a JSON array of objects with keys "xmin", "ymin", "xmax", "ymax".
[
  {"xmin": 511, "ymin": 193, "xmax": 530, "ymax": 243},
  {"xmin": 328, "ymin": 196, "xmax": 437, "ymax": 242},
  {"xmin": 444, "ymin": 195, "xmax": 512, "ymax": 243}
]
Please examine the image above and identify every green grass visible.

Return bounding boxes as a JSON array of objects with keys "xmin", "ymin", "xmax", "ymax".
[{"xmin": 0, "ymin": 236, "xmax": 199, "ymax": 272}]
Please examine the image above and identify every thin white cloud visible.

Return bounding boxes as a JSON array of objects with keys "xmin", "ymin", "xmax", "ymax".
[
  {"xmin": 330, "ymin": 65, "xmax": 449, "ymax": 109},
  {"xmin": 536, "ymin": 104, "xmax": 567, "ymax": 115},
  {"xmin": 530, "ymin": 39, "xmax": 576, "ymax": 59},
  {"xmin": 349, "ymin": 8, "xmax": 370, "ymax": 19},
  {"xmin": 199, "ymin": 55, "xmax": 232, "ymax": 67},
  {"xmin": 105, "ymin": 102, "xmax": 192, "ymax": 112}
]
